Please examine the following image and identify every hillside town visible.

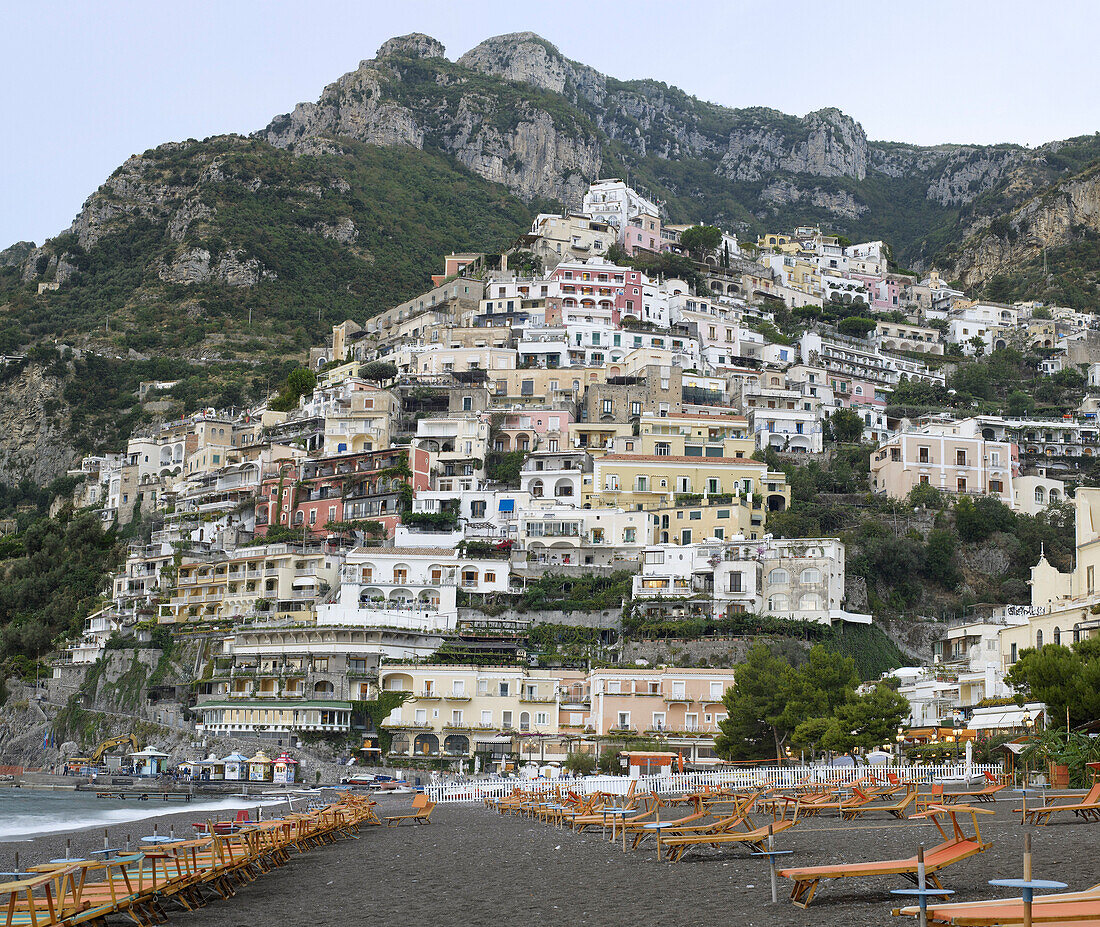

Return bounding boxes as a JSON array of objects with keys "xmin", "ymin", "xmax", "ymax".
[{"xmin": 45, "ymin": 177, "xmax": 1100, "ymax": 773}]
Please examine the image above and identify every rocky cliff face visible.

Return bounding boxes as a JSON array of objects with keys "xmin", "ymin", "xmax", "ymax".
[
  {"xmin": 0, "ymin": 365, "xmax": 78, "ymax": 485},
  {"xmin": 263, "ymin": 33, "xmax": 602, "ymax": 206},
  {"xmin": 951, "ymin": 167, "xmax": 1100, "ymax": 288}
]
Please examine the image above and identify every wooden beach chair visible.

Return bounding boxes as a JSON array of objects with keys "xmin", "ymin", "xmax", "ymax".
[
  {"xmin": 660, "ymin": 796, "xmax": 799, "ymax": 862},
  {"xmin": 842, "ymin": 785, "xmax": 917, "ymax": 820},
  {"xmin": 0, "ymin": 864, "xmax": 86, "ymax": 927},
  {"xmin": 1022, "ymin": 782, "xmax": 1100, "ymax": 825},
  {"xmin": 778, "ymin": 805, "xmax": 993, "ymax": 908},
  {"xmin": 897, "ymin": 881, "xmax": 1100, "ymax": 924},
  {"xmin": 942, "ymin": 772, "xmax": 1008, "ymax": 804},
  {"xmin": 798, "ymin": 786, "xmax": 874, "ymax": 818},
  {"xmin": 917, "ymin": 783, "xmax": 945, "ymax": 812},
  {"xmin": 386, "ymin": 795, "xmax": 436, "ymax": 826}
]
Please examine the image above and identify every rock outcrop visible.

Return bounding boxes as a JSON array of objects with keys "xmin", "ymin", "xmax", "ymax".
[
  {"xmin": 0, "ymin": 364, "xmax": 78, "ymax": 485},
  {"xmin": 951, "ymin": 168, "xmax": 1100, "ymax": 288}
]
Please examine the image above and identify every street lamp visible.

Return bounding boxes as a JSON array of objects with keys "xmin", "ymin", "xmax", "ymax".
[
  {"xmin": 952, "ymin": 712, "xmax": 962, "ymax": 765},
  {"xmin": 896, "ymin": 725, "xmax": 906, "ymax": 765}
]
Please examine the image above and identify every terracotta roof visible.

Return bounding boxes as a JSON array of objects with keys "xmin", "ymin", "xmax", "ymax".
[
  {"xmin": 599, "ymin": 454, "xmax": 767, "ymax": 466},
  {"xmin": 647, "ymin": 413, "xmax": 747, "ymax": 423}
]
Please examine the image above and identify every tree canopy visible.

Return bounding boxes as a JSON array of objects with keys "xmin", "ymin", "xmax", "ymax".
[
  {"xmin": 715, "ymin": 644, "xmax": 859, "ymax": 762},
  {"xmin": 1006, "ymin": 638, "xmax": 1100, "ymax": 728}
]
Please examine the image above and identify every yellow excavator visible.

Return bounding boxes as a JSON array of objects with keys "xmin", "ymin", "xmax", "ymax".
[{"xmin": 69, "ymin": 734, "xmax": 139, "ymax": 768}]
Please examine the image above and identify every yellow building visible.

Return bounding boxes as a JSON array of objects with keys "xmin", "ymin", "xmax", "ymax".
[
  {"xmin": 1001, "ymin": 487, "xmax": 1100, "ymax": 671},
  {"xmin": 161, "ymin": 544, "xmax": 341, "ymax": 625},
  {"xmin": 633, "ymin": 413, "xmax": 755, "ymax": 459},
  {"xmin": 587, "ymin": 454, "xmax": 790, "ymax": 543}
]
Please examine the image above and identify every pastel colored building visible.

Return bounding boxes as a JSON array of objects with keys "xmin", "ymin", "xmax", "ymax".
[{"xmin": 871, "ymin": 419, "xmax": 1018, "ymax": 504}]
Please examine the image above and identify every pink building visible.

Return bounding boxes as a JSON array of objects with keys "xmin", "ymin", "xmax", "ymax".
[
  {"xmin": 558, "ymin": 668, "xmax": 737, "ymax": 766},
  {"xmin": 548, "ymin": 261, "xmax": 644, "ymax": 324},
  {"xmin": 623, "ymin": 213, "xmax": 662, "ymax": 256}
]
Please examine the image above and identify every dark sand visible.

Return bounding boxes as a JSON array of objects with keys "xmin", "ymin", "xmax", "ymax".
[{"xmin": 4, "ymin": 794, "xmax": 1099, "ymax": 926}]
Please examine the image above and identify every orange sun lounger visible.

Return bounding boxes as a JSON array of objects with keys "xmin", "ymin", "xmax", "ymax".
[
  {"xmin": 896, "ymin": 882, "xmax": 1100, "ymax": 924},
  {"xmin": 1022, "ymin": 783, "xmax": 1100, "ymax": 826},
  {"xmin": 778, "ymin": 805, "xmax": 992, "ymax": 908}
]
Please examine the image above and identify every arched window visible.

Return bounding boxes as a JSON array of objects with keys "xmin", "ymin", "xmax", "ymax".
[
  {"xmin": 768, "ymin": 569, "xmax": 789, "ymax": 584},
  {"xmin": 799, "ymin": 568, "xmax": 821, "ymax": 584},
  {"xmin": 1053, "ymin": 626, "xmax": 1061, "ymax": 645},
  {"xmin": 530, "ymin": 479, "xmax": 544, "ymax": 498},
  {"xmin": 1036, "ymin": 629, "xmax": 1044, "ymax": 648},
  {"xmin": 798, "ymin": 594, "xmax": 821, "ymax": 611},
  {"xmin": 1035, "ymin": 487, "xmax": 1045, "ymax": 504},
  {"xmin": 1050, "ymin": 489, "xmax": 1060, "ymax": 502}
]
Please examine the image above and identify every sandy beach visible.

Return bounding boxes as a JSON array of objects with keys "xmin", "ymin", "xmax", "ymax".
[{"xmin": 3, "ymin": 793, "xmax": 1098, "ymax": 926}]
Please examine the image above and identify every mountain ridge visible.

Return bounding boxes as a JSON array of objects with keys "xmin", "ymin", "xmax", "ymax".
[{"xmin": 5, "ymin": 30, "xmax": 1100, "ymax": 363}]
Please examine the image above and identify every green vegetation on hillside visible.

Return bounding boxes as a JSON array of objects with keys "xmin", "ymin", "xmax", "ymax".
[
  {"xmin": 0, "ymin": 510, "xmax": 119, "ymax": 672},
  {"xmin": 0, "ymin": 140, "xmax": 534, "ymax": 356}
]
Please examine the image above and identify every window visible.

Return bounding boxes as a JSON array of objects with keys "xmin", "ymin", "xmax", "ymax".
[
  {"xmin": 1054, "ymin": 626, "xmax": 1061, "ymax": 645},
  {"xmin": 957, "ymin": 478, "xmax": 967, "ymax": 493},
  {"xmin": 800, "ymin": 568, "xmax": 820, "ymax": 584},
  {"xmin": 956, "ymin": 449, "xmax": 967, "ymax": 466},
  {"xmin": 451, "ymin": 709, "xmax": 463, "ymax": 724},
  {"xmin": 602, "ymin": 399, "xmax": 613, "ymax": 414},
  {"xmin": 1088, "ymin": 566, "xmax": 1095, "ymax": 595},
  {"xmin": 478, "ymin": 679, "xmax": 488, "ymax": 696},
  {"xmin": 501, "ymin": 710, "xmax": 512, "ymax": 729},
  {"xmin": 919, "ymin": 474, "xmax": 930, "ymax": 485},
  {"xmin": 607, "ymin": 679, "xmax": 621, "ymax": 694},
  {"xmin": 798, "ymin": 593, "xmax": 821, "ymax": 611},
  {"xmin": 617, "ymin": 711, "xmax": 631, "ymax": 729},
  {"xmin": 481, "ymin": 709, "xmax": 492, "ymax": 725},
  {"xmin": 768, "ymin": 594, "xmax": 789, "ymax": 611},
  {"xmin": 768, "ymin": 568, "xmax": 789, "ymax": 584},
  {"xmin": 535, "ymin": 712, "xmax": 548, "ymax": 726},
  {"xmin": 484, "ymin": 572, "xmax": 496, "ymax": 583},
  {"xmin": 499, "ymin": 682, "xmax": 510, "ymax": 697},
  {"xmin": 414, "ymin": 708, "xmax": 427, "ymax": 724},
  {"xmin": 452, "ymin": 680, "xmax": 465, "ymax": 696},
  {"xmin": 710, "ymin": 682, "xmax": 723, "ymax": 699},
  {"xmin": 630, "ymin": 401, "xmax": 641, "ymax": 416},
  {"xmin": 1036, "ymin": 629, "xmax": 1043, "ymax": 648},
  {"xmin": 462, "ymin": 396, "xmax": 472, "ymax": 411},
  {"xmin": 652, "ymin": 712, "xmax": 666, "ymax": 730},
  {"xmin": 728, "ymin": 572, "xmax": 742, "ymax": 592},
  {"xmin": 919, "ymin": 446, "xmax": 930, "ymax": 464}
]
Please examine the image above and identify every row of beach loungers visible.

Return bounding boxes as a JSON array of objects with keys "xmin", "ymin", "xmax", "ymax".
[
  {"xmin": 487, "ymin": 772, "xmax": 1100, "ymax": 920},
  {"xmin": 0, "ymin": 793, "xmax": 433, "ymax": 927}
]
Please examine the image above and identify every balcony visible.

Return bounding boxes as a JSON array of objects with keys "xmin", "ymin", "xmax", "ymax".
[{"xmin": 415, "ymin": 691, "xmax": 441, "ymax": 700}]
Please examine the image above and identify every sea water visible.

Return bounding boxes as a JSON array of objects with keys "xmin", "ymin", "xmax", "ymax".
[{"xmin": 0, "ymin": 790, "xmax": 285, "ymax": 841}]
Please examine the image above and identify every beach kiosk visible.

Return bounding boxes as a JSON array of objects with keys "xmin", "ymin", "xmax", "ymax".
[
  {"xmin": 128, "ymin": 747, "xmax": 171, "ymax": 777},
  {"xmin": 222, "ymin": 752, "xmax": 249, "ymax": 781},
  {"xmin": 621, "ymin": 751, "xmax": 677, "ymax": 778},
  {"xmin": 272, "ymin": 752, "xmax": 299, "ymax": 785},
  {"xmin": 247, "ymin": 750, "xmax": 273, "ymax": 782},
  {"xmin": 197, "ymin": 753, "xmax": 225, "ymax": 781}
]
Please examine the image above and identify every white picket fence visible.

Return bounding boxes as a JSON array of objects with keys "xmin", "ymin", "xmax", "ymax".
[{"xmin": 423, "ymin": 762, "xmax": 1005, "ymax": 804}]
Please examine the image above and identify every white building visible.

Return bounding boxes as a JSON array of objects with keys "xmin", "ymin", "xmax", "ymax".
[
  {"xmin": 317, "ymin": 546, "xmax": 512, "ymax": 633},
  {"xmin": 631, "ymin": 536, "xmax": 867, "ymax": 625},
  {"xmin": 512, "ymin": 504, "xmax": 648, "ymax": 567},
  {"xmin": 582, "ymin": 179, "xmax": 661, "ymax": 241}
]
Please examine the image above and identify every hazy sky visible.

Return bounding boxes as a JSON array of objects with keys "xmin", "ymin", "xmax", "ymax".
[{"xmin": 4, "ymin": 0, "xmax": 1099, "ymax": 248}]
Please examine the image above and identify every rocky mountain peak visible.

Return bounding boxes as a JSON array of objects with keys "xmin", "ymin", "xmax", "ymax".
[
  {"xmin": 375, "ymin": 33, "xmax": 446, "ymax": 61},
  {"xmin": 458, "ymin": 32, "xmax": 606, "ymax": 103}
]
